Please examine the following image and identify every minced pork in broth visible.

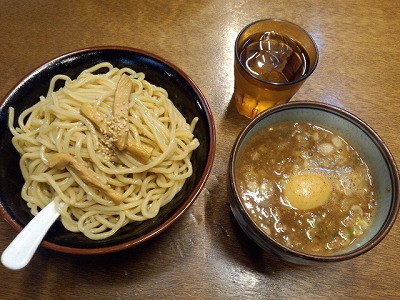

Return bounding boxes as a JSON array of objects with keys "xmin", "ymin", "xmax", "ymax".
[{"xmin": 235, "ymin": 121, "xmax": 376, "ymax": 254}]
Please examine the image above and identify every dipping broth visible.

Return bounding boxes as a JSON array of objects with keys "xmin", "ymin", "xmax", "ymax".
[{"xmin": 235, "ymin": 121, "xmax": 377, "ymax": 255}]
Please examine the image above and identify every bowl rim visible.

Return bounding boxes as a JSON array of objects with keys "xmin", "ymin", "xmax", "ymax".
[
  {"xmin": 229, "ymin": 100, "xmax": 400, "ymax": 262},
  {"xmin": 0, "ymin": 46, "xmax": 216, "ymax": 255}
]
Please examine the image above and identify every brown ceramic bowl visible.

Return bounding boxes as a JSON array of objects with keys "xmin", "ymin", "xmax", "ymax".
[
  {"xmin": 228, "ymin": 101, "xmax": 399, "ymax": 264},
  {"xmin": 0, "ymin": 47, "xmax": 216, "ymax": 254}
]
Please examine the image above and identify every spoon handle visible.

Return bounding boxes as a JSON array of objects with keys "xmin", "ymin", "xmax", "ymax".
[{"xmin": 1, "ymin": 201, "xmax": 60, "ymax": 270}]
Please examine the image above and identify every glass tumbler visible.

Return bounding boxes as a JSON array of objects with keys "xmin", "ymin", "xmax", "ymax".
[{"xmin": 233, "ymin": 19, "xmax": 319, "ymax": 118}]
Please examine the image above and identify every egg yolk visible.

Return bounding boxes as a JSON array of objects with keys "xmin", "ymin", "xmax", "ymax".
[{"xmin": 283, "ymin": 174, "xmax": 332, "ymax": 210}]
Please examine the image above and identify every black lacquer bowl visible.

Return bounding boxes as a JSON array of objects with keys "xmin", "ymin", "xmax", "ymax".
[{"xmin": 0, "ymin": 47, "xmax": 216, "ymax": 254}]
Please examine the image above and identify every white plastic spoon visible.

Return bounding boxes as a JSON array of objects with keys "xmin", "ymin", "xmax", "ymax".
[{"xmin": 1, "ymin": 201, "xmax": 61, "ymax": 270}]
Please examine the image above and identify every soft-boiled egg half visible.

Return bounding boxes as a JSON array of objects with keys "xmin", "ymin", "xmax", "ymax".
[{"xmin": 283, "ymin": 173, "xmax": 333, "ymax": 210}]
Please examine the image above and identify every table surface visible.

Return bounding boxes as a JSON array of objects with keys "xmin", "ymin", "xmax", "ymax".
[{"xmin": 1, "ymin": 1, "xmax": 399, "ymax": 299}]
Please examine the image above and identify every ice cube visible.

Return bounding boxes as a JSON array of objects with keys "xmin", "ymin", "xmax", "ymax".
[{"xmin": 242, "ymin": 31, "xmax": 306, "ymax": 82}]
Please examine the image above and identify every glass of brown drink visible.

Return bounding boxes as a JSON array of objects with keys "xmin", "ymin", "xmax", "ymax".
[{"xmin": 233, "ymin": 19, "xmax": 319, "ymax": 118}]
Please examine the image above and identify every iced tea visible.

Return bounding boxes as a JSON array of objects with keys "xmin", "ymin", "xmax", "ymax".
[{"xmin": 233, "ymin": 19, "xmax": 318, "ymax": 118}]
